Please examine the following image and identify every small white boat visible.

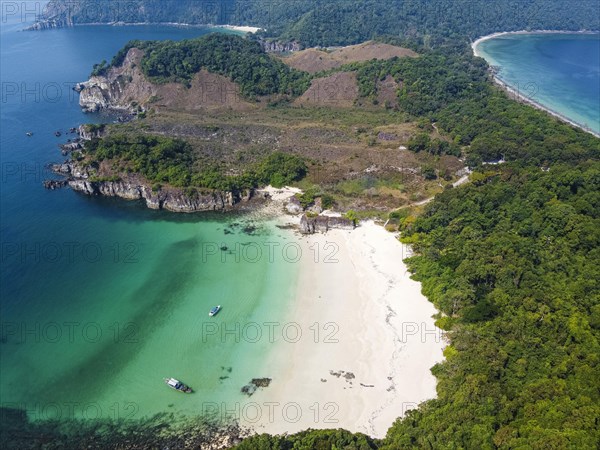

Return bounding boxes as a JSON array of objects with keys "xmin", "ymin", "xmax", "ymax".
[
  {"xmin": 209, "ymin": 305, "xmax": 221, "ymax": 317},
  {"xmin": 164, "ymin": 377, "xmax": 193, "ymax": 393}
]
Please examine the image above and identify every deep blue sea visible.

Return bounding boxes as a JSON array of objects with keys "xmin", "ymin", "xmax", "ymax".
[
  {"xmin": 1, "ymin": 5, "xmax": 297, "ymax": 427},
  {"xmin": 476, "ymin": 33, "xmax": 600, "ymax": 134}
]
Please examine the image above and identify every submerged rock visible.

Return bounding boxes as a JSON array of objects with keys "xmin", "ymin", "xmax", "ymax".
[
  {"xmin": 251, "ymin": 378, "xmax": 272, "ymax": 388},
  {"xmin": 241, "ymin": 384, "xmax": 257, "ymax": 396},
  {"xmin": 241, "ymin": 378, "xmax": 272, "ymax": 396},
  {"xmin": 43, "ymin": 179, "xmax": 68, "ymax": 190}
]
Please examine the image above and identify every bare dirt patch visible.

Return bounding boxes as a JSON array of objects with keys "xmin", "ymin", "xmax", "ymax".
[
  {"xmin": 282, "ymin": 41, "xmax": 418, "ymax": 74},
  {"xmin": 377, "ymin": 75, "xmax": 400, "ymax": 108},
  {"xmin": 149, "ymin": 70, "xmax": 256, "ymax": 112},
  {"xmin": 294, "ymin": 72, "xmax": 359, "ymax": 107}
]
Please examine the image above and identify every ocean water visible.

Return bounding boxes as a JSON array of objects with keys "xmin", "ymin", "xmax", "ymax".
[
  {"xmin": 0, "ymin": 12, "xmax": 297, "ymax": 426},
  {"xmin": 476, "ymin": 33, "xmax": 600, "ymax": 134}
]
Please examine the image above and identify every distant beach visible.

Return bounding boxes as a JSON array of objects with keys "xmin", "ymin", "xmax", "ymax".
[
  {"xmin": 472, "ymin": 31, "xmax": 600, "ymax": 138},
  {"xmin": 63, "ymin": 22, "xmax": 263, "ymax": 34},
  {"xmin": 214, "ymin": 24, "xmax": 263, "ymax": 34},
  {"xmin": 472, "ymin": 29, "xmax": 599, "ymax": 57}
]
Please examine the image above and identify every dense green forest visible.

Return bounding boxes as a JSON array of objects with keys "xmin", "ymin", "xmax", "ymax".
[
  {"xmin": 383, "ymin": 162, "xmax": 600, "ymax": 449},
  {"xmin": 43, "ymin": 0, "xmax": 600, "ymax": 46}
]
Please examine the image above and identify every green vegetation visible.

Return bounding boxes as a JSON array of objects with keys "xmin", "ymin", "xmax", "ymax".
[
  {"xmin": 344, "ymin": 210, "xmax": 359, "ymax": 226},
  {"xmin": 86, "ymin": 135, "xmax": 194, "ymax": 187},
  {"xmin": 385, "ymin": 162, "xmax": 600, "ymax": 449},
  {"xmin": 408, "ymin": 133, "xmax": 461, "ymax": 157},
  {"xmin": 104, "ymin": 34, "xmax": 311, "ymax": 98},
  {"xmin": 341, "ymin": 46, "xmax": 599, "ymax": 166},
  {"xmin": 48, "ymin": 0, "xmax": 599, "ymax": 47},
  {"xmin": 90, "ymin": 59, "xmax": 108, "ymax": 77},
  {"xmin": 84, "ymin": 134, "xmax": 306, "ymax": 191},
  {"xmin": 296, "ymin": 186, "xmax": 335, "ymax": 209},
  {"xmin": 234, "ymin": 429, "xmax": 378, "ymax": 449},
  {"xmin": 254, "ymin": 152, "xmax": 307, "ymax": 188},
  {"xmin": 82, "ymin": 123, "xmax": 106, "ymax": 134}
]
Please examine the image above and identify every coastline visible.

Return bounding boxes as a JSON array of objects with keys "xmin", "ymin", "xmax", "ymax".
[
  {"xmin": 29, "ymin": 21, "xmax": 262, "ymax": 34},
  {"xmin": 472, "ymin": 30, "xmax": 600, "ymax": 138},
  {"xmin": 238, "ymin": 194, "xmax": 445, "ymax": 438},
  {"xmin": 471, "ymin": 29, "xmax": 599, "ymax": 57}
]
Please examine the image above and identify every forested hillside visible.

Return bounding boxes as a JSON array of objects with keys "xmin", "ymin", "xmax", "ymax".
[
  {"xmin": 93, "ymin": 34, "xmax": 311, "ymax": 97},
  {"xmin": 40, "ymin": 0, "xmax": 600, "ymax": 46}
]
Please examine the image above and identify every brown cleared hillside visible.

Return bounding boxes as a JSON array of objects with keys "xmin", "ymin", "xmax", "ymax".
[
  {"xmin": 294, "ymin": 72, "xmax": 359, "ymax": 107},
  {"xmin": 282, "ymin": 41, "xmax": 418, "ymax": 74}
]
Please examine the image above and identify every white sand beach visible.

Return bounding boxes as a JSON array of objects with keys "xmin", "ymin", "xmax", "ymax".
[
  {"xmin": 215, "ymin": 25, "xmax": 263, "ymax": 34},
  {"xmin": 240, "ymin": 212, "xmax": 445, "ymax": 438}
]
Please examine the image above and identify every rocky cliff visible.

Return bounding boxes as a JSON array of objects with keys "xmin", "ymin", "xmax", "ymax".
[
  {"xmin": 52, "ymin": 161, "xmax": 252, "ymax": 213},
  {"xmin": 76, "ymin": 48, "xmax": 151, "ymax": 113},
  {"xmin": 259, "ymin": 40, "xmax": 302, "ymax": 53},
  {"xmin": 76, "ymin": 48, "xmax": 251, "ymax": 113},
  {"xmin": 25, "ymin": 16, "xmax": 72, "ymax": 30},
  {"xmin": 24, "ymin": 0, "xmax": 74, "ymax": 31}
]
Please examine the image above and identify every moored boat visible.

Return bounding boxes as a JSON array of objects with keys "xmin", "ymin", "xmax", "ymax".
[
  {"xmin": 164, "ymin": 377, "xmax": 193, "ymax": 393},
  {"xmin": 209, "ymin": 305, "xmax": 221, "ymax": 317}
]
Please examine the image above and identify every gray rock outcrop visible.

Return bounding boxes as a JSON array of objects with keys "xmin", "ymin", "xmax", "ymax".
[
  {"xmin": 299, "ymin": 214, "xmax": 355, "ymax": 234},
  {"xmin": 51, "ymin": 161, "xmax": 251, "ymax": 213}
]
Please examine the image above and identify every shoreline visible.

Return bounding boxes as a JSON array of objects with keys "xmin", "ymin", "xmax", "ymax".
[
  {"xmin": 27, "ymin": 20, "xmax": 263, "ymax": 34},
  {"xmin": 471, "ymin": 29, "xmax": 599, "ymax": 57},
  {"xmin": 472, "ymin": 30, "xmax": 600, "ymax": 138},
  {"xmin": 87, "ymin": 22, "xmax": 262, "ymax": 34},
  {"xmin": 238, "ymin": 192, "xmax": 446, "ymax": 438}
]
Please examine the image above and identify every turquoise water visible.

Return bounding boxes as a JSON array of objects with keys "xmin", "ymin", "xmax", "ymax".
[
  {"xmin": 0, "ymin": 12, "xmax": 297, "ymax": 424},
  {"xmin": 476, "ymin": 33, "xmax": 600, "ymax": 134}
]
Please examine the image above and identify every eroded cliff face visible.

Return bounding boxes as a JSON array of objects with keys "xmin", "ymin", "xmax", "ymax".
[
  {"xmin": 77, "ymin": 49, "xmax": 153, "ymax": 113},
  {"xmin": 54, "ymin": 161, "xmax": 252, "ymax": 213},
  {"xmin": 76, "ymin": 48, "xmax": 252, "ymax": 113}
]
